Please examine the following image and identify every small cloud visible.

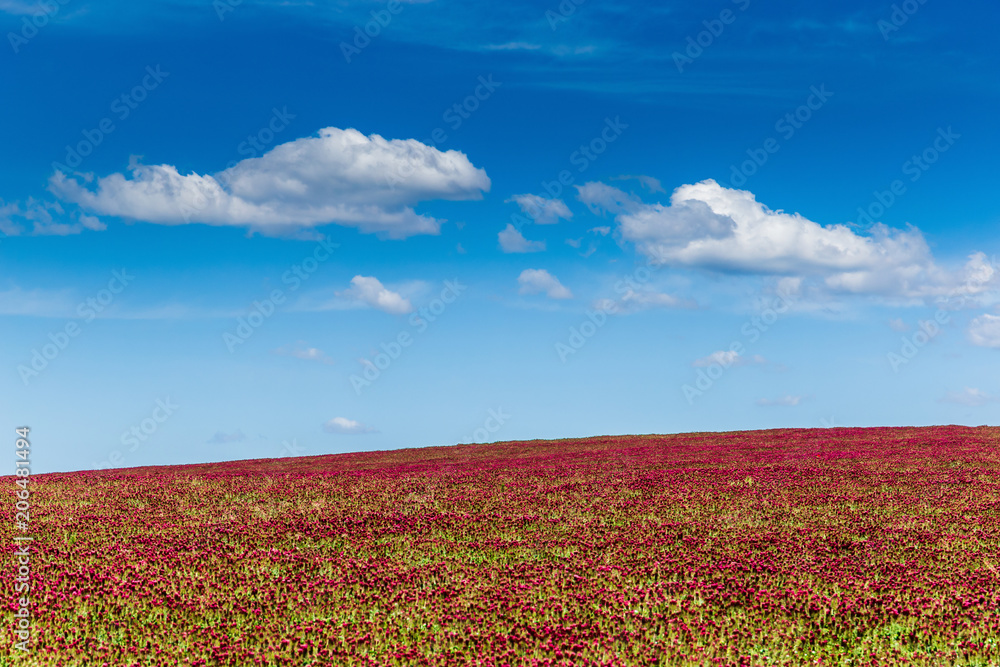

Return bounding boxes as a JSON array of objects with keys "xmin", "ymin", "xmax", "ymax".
[
  {"xmin": 456, "ymin": 243, "xmax": 466, "ymax": 254},
  {"xmin": 336, "ymin": 275, "xmax": 413, "ymax": 314},
  {"xmin": 498, "ymin": 224, "xmax": 545, "ymax": 253},
  {"xmin": 938, "ymin": 387, "xmax": 999, "ymax": 407},
  {"xmin": 518, "ymin": 269, "xmax": 572, "ymax": 300},
  {"xmin": 207, "ymin": 430, "xmax": 247, "ymax": 444},
  {"xmin": 692, "ymin": 350, "xmax": 767, "ymax": 368},
  {"xmin": 888, "ymin": 318, "xmax": 910, "ymax": 332},
  {"xmin": 595, "ymin": 289, "xmax": 695, "ymax": 314},
  {"xmin": 969, "ymin": 314, "xmax": 1000, "ymax": 348},
  {"xmin": 506, "ymin": 194, "xmax": 572, "ymax": 225},
  {"xmin": 565, "ymin": 237, "xmax": 583, "ymax": 249},
  {"xmin": 756, "ymin": 395, "xmax": 802, "ymax": 407},
  {"xmin": 323, "ymin": 417, "xmax": 376, "ymax": 434},
  {"xmin": 272, "ymin": 342, "xmax": 334, "ymax": 364},
  {"xmin": 588, "ymin": 226, "xmax": 611, "ymax": 236}
]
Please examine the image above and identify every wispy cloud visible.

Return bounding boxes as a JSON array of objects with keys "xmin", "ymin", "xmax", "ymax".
[
  {"xmin": 969, "ymin": 314, "xmax": 1000, "ymax": 348},
  {"xmin": 506, "ymin": 194, "xmax": 572, "ymax": 225},
  {"xmin": 595, "ymin": 289, "xmax": 695, "ymax": 314},
  {"xmin": 499, "ymin": 224, "xmax": 545, "ymax": 253},
  {"xmin": 756, "ymin": 395, "xmax": 803, "ymax": 407},
  {"xmin": 271, "ymin": 342, "xmax": 334, "ymax": 364},
  {"xmin": 518, "ymin": 269, "xmax": 572, "ymax": 300},
  {"xmin": 207, "ymin": 430, "xmax": 247, "ymax": 444},
  {"xmin": 484, "ymin": 42, "xmax": 541, "ymax": 51},
  {"xmin": 1, "ymin": 198, "xmax": 105, "ymax": 237},
  {"xmin": 323, "ymin": 417, "xmax": 376, "ymax": 434},
  {"xmin": 938, "ymin": 388, "xmax": 999, "ymax": 407},
  {"xmin": 692, "ymin": 351, "xmax": 766, "ymax": 368}
]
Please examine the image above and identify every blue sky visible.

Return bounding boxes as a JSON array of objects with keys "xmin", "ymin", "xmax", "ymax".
[{"xmin": 2, "ymin": 0, "xmax": 998, "ymax": 473}]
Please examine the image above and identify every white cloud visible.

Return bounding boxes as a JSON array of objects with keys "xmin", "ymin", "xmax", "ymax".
[
  {"xmin": 518, "ymin": 269, "xmax": 572, "ymax": 300},
  {"xmin": 323, "ymin": 417, "xmax": 376, "ymax": 434},
  {"xmin": 498, "ymin": 224, "xmax": 545, "ymax": 253},
  {"xmin": 336, "ymin": 276, "xmax": 413, "ymax": 314},
  {"xmin": 969, "ymin": 314, "xmax": 1000, "ymax": 348},
  {"xmin": 272, "ymin": 342, "xmax": 334, "ymax": 364},
  {"xmin": 939, "ymin": 387, "xmax": 999, "ymax": 407},
  {"xmin": 594, "ymin": 289, "xmax": 695, "ymax": 314},
  {"xmin": 589, "ymin": 226, "xmax": 611, "ymax": 236},
  {"xmin": 692, "ymin": 350, "xmax": 767, "ymax": 368},
  {"xmin": 50, "ymin": 127, "xmax": 490, "ymax": 239},
  {"xmin": 506, "ymin": 194, "xmax": 572, "ymax": 225},
  {"xmin": 756, "ymin": 395, "xmax": 802, "ymax": 407},
  {"xmin": 888, "ymin": 318, "xmax": 910, "ymax": 332},
  {"xmin": 577, "ymin": 179, "xmax": 999, "ymax": 300}
]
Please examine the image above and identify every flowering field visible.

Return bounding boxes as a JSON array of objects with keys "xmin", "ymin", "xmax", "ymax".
[{"xmin": 3, "ymin": 426, "xmax": 999, "ymax": 666}]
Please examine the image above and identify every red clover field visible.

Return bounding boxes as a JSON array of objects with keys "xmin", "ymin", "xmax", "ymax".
[{"xmin": 3, "ymin": 426, "xmax": 999, "ymax": 666}]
